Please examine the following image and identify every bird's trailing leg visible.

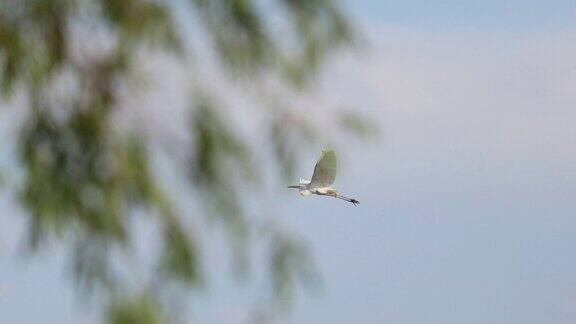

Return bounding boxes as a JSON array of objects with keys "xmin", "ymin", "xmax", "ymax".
[
  {"xmin": 335, "ymin": 194, "xmax": 360, "ymax": 206},
  {"xmin": 316, "ymin": 190, "xmax": 360, "ymax": 206}
]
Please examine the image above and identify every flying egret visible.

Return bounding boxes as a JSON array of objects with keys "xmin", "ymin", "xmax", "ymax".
[{"xmin": 287, "ymin": 150, "xmax": 359, "ymax": 206}]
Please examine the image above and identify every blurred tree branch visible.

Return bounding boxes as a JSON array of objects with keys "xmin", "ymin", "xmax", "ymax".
[{"xmin": 0, "ymin": 0, "xmax": 371, "ymax": 322}]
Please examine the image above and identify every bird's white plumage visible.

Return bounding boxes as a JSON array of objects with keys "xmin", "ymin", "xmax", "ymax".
[
  {"xmin": 287, "ymin": 150, "xmax": 359, "ymax": 206},
  {"xmin": 310, "ymin": 150, "xmax": 337, "ymax": 187}
]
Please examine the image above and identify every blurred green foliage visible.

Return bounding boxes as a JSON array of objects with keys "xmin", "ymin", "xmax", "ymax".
[
  {"xmin": 0, "ymin": 0, "xmax": 368, "ymax": 322},
  {"xmin": 107, "ymin": 292, "xmax": 164, "ymax": 324}
]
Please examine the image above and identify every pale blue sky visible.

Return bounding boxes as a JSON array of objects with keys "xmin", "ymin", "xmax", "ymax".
[
  {"xmin": 351, "ymin": 0, "xmax": 576, "ymax": 32},
  {"xmin": 1, "ymin": 1, "xmax": 576, "ymax": 323}
]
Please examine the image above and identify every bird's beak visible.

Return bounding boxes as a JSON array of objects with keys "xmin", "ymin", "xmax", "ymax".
[{"xmin": 287, "ymin": 185, "xmax": 300, "ymax": 189}]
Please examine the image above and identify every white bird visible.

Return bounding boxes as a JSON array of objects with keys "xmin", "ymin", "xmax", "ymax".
[{"xmin": 287, "ymin": 150, "xmax": 359, "ymax": 206}]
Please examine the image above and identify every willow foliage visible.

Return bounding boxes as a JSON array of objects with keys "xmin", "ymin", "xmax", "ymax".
[{"xmin": 0, "ymin": 0, "xmax": 361, "ymax": 321}]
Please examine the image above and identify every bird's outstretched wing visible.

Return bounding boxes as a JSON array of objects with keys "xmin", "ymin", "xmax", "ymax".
[{"xmin": 310, "ymin": 150, "xmax": 337, "ymax": 187}]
